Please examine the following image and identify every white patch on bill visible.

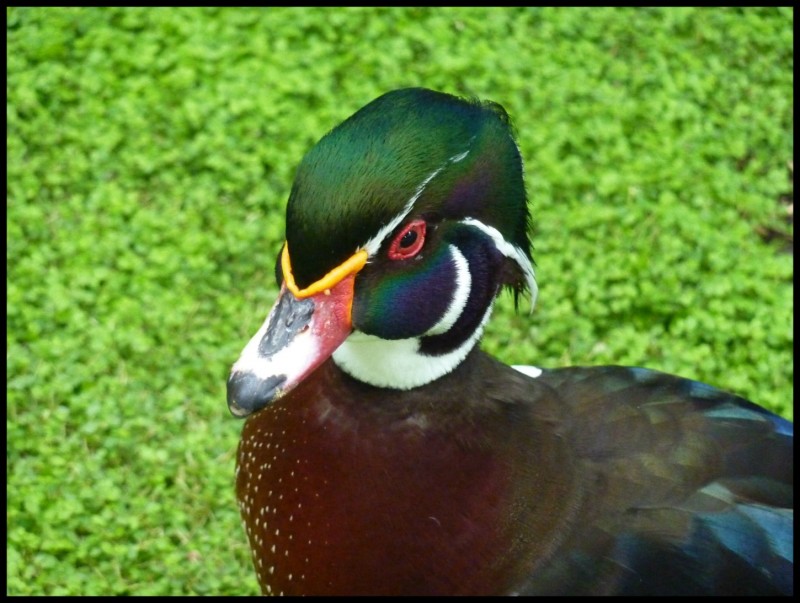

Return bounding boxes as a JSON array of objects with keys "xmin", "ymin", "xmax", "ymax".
[{"xmin": 231, "ymin": 298, "xmax": 319, "ymax": 384}]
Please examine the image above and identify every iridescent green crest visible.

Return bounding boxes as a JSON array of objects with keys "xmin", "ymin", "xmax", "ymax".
[{"xmin": 285, "ymin": 88, "xmax": 531, "ymax": 287}]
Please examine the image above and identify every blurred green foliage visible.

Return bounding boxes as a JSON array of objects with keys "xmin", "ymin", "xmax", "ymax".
[{"xmin": 7, "ymin": 6, "xmax": 792, "ymax": 595}]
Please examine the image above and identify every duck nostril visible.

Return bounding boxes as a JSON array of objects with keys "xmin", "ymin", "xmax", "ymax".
[
  {"xmin": 227, "ymin": 372, "xmax": 287, "ymax": 417},
  {"xmin": 260, "ymin": 296, "xmax": 315, "ymax": 358}
]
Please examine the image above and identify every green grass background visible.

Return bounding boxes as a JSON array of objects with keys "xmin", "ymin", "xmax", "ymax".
[{"xmin": 7, "ymin": 7, "xmax": 793, "ymax": 595}]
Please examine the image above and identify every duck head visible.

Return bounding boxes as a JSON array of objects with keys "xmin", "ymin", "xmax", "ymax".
[{"xmin": 227, "ymin": 88, "xmax": 537, "ymax": 417}]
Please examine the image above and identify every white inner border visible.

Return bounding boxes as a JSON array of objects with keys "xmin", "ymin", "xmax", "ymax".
[{"xmin": 426, "ymin": 245, "xmax": 471, "ymax": 335}]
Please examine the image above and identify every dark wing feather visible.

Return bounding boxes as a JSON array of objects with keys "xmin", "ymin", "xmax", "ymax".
[{"xmin": 522, "ymin": 366, "xmax": 792, "ymax": 595}]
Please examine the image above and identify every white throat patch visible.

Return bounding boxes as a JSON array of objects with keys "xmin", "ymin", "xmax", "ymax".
[{"xmin": 332, "ymin": 303, "xmax": 494, "ymax": 390}]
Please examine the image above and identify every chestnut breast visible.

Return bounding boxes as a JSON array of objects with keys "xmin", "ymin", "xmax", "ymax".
[{"xmin": 236, "ymin": 356, "xmax": 572, "ymax": 595}]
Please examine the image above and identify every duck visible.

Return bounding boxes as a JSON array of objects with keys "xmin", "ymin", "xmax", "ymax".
[{"xmin": 226, "ymin": 88, "xmax": 793, "ymax": 596}]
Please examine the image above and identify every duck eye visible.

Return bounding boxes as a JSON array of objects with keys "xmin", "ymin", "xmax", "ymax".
[
  {"xmin": 400, "ymin": 230, "xmax": 417, "ymax": 247},
  {"xmin": 388, "ymin": 219, "xmax": 426, "ymax": 260}
]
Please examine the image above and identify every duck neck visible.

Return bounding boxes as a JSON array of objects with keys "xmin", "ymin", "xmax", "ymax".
[{"xmin": 332, "ymin": 302, "xmax": 494, "ymax": 390}]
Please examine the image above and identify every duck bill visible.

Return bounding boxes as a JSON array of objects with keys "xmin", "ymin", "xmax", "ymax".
[
  {"xmin": 227, "ymin": 274, "xmax": 357, "ymax": 417},
  {"xmin": 228, "ymin": 244, "xmax": 368, "ymax": 417}
]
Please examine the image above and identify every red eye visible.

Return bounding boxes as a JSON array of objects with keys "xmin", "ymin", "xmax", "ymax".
[{"xmin": 388, "ymin": 219, "xmax": 426, "ymax": 260}]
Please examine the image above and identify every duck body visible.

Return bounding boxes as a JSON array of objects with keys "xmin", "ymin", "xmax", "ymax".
[
  {"xmin": 237, "ymin": 352, "xmax": 791, "ymax": 595},
  {"xmin": 228, "ymin": 88, "xmax": 792, "ymax": 595}
]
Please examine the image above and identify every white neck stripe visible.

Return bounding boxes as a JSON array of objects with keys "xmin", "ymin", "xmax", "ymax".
[
  {"xmin": 460, "ymin": 218, "xmax": 538, "ymax": 310},
  {"xmin": 426, "ymin": 245, "xmax": 471, "ymax": 336}
]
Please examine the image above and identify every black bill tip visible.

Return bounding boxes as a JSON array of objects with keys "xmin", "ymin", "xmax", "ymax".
[{"xmin": 227, "ymin": 372, "xmax": 287, "ymax": 418}]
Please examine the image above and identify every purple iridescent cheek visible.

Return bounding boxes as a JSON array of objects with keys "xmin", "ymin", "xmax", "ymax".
[{"xmin": 352, "ymin": 247, "xmax": 456, "ymax": 340}]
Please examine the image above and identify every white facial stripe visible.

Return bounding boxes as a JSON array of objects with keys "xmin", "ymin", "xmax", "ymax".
[
  {"xmin": 362, "ymin": 169, "xmax": 439, "ymax": 256},
  {"xmin": 426, "ymin": 245, "xmax": 471, "ymax": 336},
  {"xmin": 332, "ymin": 302, "xmax": 494, "ymax": 390},
  {"xmin": 450, "ymin": 149, "xmax": 470, "ymax": 163},
  {"xmin": 362, "ymin": 149, "xmax": 472, "ymax": 256},
  {"xmin": 460, "ymin": 218, "xmax": 538, "ymax": 309}
]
